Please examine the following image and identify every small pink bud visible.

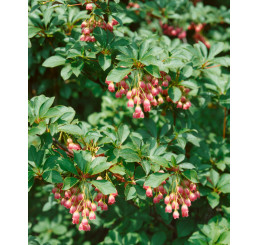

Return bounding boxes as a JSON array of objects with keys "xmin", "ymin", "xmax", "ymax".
[
  {"xmin": 86, "ymin": 200, "xmax": 91, "ymax": 208},
  {"xmin": 72, "ymin": 218, "xmax": 79, "ymax": 224},
  {"xmin": 86, "ymin": 3, "xmax": 93, "ymax": 10},
  {"xmin": 108, "ymin": 194, "xmax": 116, "ymax": 205},
  {"xmin": 91, "ymin": 203, "xmax": 97, "ymax": 211},
  {"xmin": 184, "ymin": 198, "xmax": 191, "ymax": 207},
  {"xmin": 153, "ymin": 196, "xmax": 160, "ymax": 203},
  {"xmin": 115, "ymin": 91, "xmax": 121, "ymax": 98},
  {"xmin": 82, "ymin": 208, "xmax": 89, "ymax": 217},
  {"xmin": 164, "ymin": 195, "xmax": 171, "ymax": 204},
  {"xmin": 69, "ymin": 205, "xmax": 77, "ymax": 214},
  {"xmin": 79, "ymin": 223, "xmax": 84, "ymax": 231},
  {"xmin": 184, "ymin": 188, "xmax": 190, "ymax": 195},
  {"xmin": 65, "ymin": 200, "xmax": 72, "ymax": 209},
  {"xmin": 54, "ymin": 193, "xmax": 61, "ymax": 199},
  {"xmin": 190, "ymin": 183, "xmax": 196, "ymax": 191},
  {"xmin": 158, "ymin": 97, "xmax": 164, "ymax": 104},
  {"xmin": 165, "ymin": 204, "xmax": 172, "ymax": 213},
  {"xmin": 108, "ymin": 82, "xmax": 115, "ymax": 92},
  {"xmin": 157, "ymin": 192, "xmax": 163, "ymax": 200},
  {"xmin": 172, "ymin": 201, "xmax": 179, "ymax": 210},
  {"xmin": 60, "ymin": 198, "xmax": 66, "ymax": 206},
  {"xmin": 162, "ymin": 81, "xmax": 168, "ymax": 87},
  {"xmin": 65, "ymin": 190, "xmax": 71, "ymax": 198},
  {"xmin": 73, "ymin": 211, "xmax": 80, "ymax": 220},
  {"xmin": 52, "ymin": 187, "xmax": 57, "ymax": 194},
  {"xmin": 81, "ymin": 21, "xmax": 87, "ymax": 28},
  {"xmin": 170, "ymin": 193, "xmax": 175, "ymax": 201},
  {"xmin": 189, "ymin": 192, "xmax": 197, "ymax": 202},
  {"xmin": 135, "ymin": 105, "xmax": 142, "ymax": 114},
  {"xmin": 102, "ymin": 203, "xmax": 108, "ymax": 211},
  {"xmin": 112, "ymin": 19, "xmax": 119, "ymax": 26},
  {"xmin": 165, "ymin": 75, "xmax": 171, "ymax": 82},
  {"xmin": 82, "ymin": 218, "xmax": 88, "ymax": 226},
  {"xmin": 177, "ymin": 101, "xmax": 183, "ymax": 108},
  {"xmin": 140, "ymin": 81, "xmax": 146, "ymax": 89},
  {"xmin": 146, "ymin": 187, "xmax": 153, "ymax": 197},
  {"xmin": 126, "ymin": 90, "xmax": 132, "ymax": 99},
  {"xmin": 181, "ymin": 204, "xmax": 188, "ymax": 213},
  {"xmin": 89, "ymin": 211, "xmax": 96, "ymax": 220},
  {"xmin": 173, "ymin": 210, "xmax": 180, "ymax": 219},
  {"xmin": 78, "ymin": 193, "xmax": 84, "ymax": 201}
]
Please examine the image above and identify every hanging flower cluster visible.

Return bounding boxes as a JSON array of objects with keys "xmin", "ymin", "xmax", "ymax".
[
  {"xmin": 144, "ymin": 178, "xmax": 200, "ymax": 219},
  {"xmin": 188, "ymin": 22, "xmax": 210, "ymax": 48},
  {"xmin": 106, "ymin": 71, "xmax": 192, "ymax": 118},
  {"xmin": 52, "ymin": 179, "xmax": 118, "ymax": 232},
  {"xmin": 160, "ymin": 22, "xmax": 187, "ymax": 40},
  {"xmin": 80, "ymin": 18, "xmax": 119, "ymax": 42}
]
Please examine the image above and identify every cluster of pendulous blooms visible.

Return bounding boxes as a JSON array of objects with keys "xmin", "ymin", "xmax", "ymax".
[
  {"xmin": 80, "ymin": 18, "xmax": 119, "ymax": 42},
  {"xmin": 170, "ymin": 86, "xmax": 192, "ymax": 110},
  {"xmin": 188, "ymin": 22, "xmax": 210, "ymax": 48},
  {"xmin": 67, "ymin": 138, "xmax": 81, "ymax": 152},
  {"xmin": 145, "ymin": 179, "xmax": 200, "ymax": 219},
  {"xmin": 160, "ymin": 22, "xmax": 187, "ymax": 40},
  {"xmin": 52, "ymin": 179, "xmax": 118, "ymax": 232},
  {"xmin": 126, "ymin": 2, "xmax": 140, "ymax": 9},
  {"xmin": 106, "ymin": 72, "xmax": 192, "ymax": 118}
]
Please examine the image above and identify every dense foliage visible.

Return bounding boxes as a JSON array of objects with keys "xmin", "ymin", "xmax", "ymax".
[{"xmin": 28, "ymin": 0, "xmax": 230, "ymax": 244}]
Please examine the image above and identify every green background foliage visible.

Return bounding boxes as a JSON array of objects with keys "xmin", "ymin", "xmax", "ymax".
[{"xmin": 28, "ymin": 0, "xmax": 230, "ymax": 244}]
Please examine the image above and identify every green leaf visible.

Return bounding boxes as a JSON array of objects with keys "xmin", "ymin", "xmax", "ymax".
[
  {"xmin": 207, "ymin": 192, "xmax": 220, "ymax": 209},
  {"xmin": 217, "ymin": 231, "xmax": 230, "ymax": 244},
  {"xmin": 149, "ymin": 156, "xmax": 170, "ymax": 168},
  {"xmin": 39, "ymin": 97, "xmax": 55, "ymax": 118},
  {"xmin": 119, "ymin": 148, "xmax": 141, "ymax": 162},
  {"xmin": 28, "ymin": 145, "xmax": 45, "ymax": 168},
  {"xmin": 217, "ymin": 173, "xmax": 230, "ymax": 193},
  {"xmin": 28, "ymin": 26, "xmax": 41, "ymax": 38},
  {"xmin": 208, "ymin": 42, "xmax": 224, "ymax": 59},
  {"xmin": 151, "ymin": 232, "xmax": 166, "ymax": 245},
  {"xmin": 117, "ymin": 124, "xmax": 130, "ymax": 144},
  {"xmin": 52, "ymin": 225, "xmax": 67, "ymax": 235},
  {"xmin": 179, "ymin": 162, "xmax": 196, "ymax": 170},
  {"xmin": 62, "ymin": 177, "xmax": 79, "ymax": 190},
  {"xmin": 124, "ymin": 185, "xmax": 137, "ymax": 200},
  {"xmin": 182, "ymin": 170, "xmax": 199, "ymax": 183},
  {"xmin": 144, "ymin": 118, "xmax": 157, "ymax": 138},
  {"xmin": 210, "ymin": 169, "xmax": 220, "ymax": 187},
  {"xmin": 61, "ymin": 65, "xmax": 73, "ymax": 80},
  {"xmin": 28, "ymin": 177, "xmax": 34, "ymax": 192},
  {"xmin": 58, "ymin": 158, "xmax": 78, "ymax": 175},
  {"xmin": 58, "ymin": 124, "xmax": 83, "ymax": 135},
  {"xmin": 89, "ymin": 157, "xmax": 111, "ymax": 175},
  {"xmin": 144, "ymin": 65, "xmax": 161, "ymax": 78},
  {"xmin": 91, "ymin": 180, "xmax": 116, "ymax": 195},
  {"xmin": 93, "ymin": 27, "xmax": 107, "ymax": 47},
  {"xmin": 98, "ymin": 53, "xmax": 111, "ymax": 71},
  {"xmin": 176, "ymin": 218, "xmax": 196, "ymax": 238},
  {"xmin": 180, "ymin": 80, "xmax": 199, "ymax": 90},
  {"xmin": 109, "ymin": 165, "xmax": 126, "ymax": 175},
  {"xmin": 74, "ymin": 151, "xmax": 92, "ymax": 173},
  {"xmin": 168, "ymin": 87, "xmax": 182, "ymax": 102},
  {"xmin": 145, "ymin": 173, "xmax": 170, "ymax": 188},
  {"xmin": 42, "ymin": 170, "xmax": 63, "ymax": 183},
  {"xmin": 42, "ymin": 56, "xmax": 66, "ymax": 68},
  {"xmin": 106, "ymin": 67, "xmax": 132, "ymax": 83},
  {"xmin": 141, "ymin": 160, "xmax": 151, "ymax": 175},
  {"xmin": 182, "ymin": 65, "xmax": 193, "ymax": 78}
]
